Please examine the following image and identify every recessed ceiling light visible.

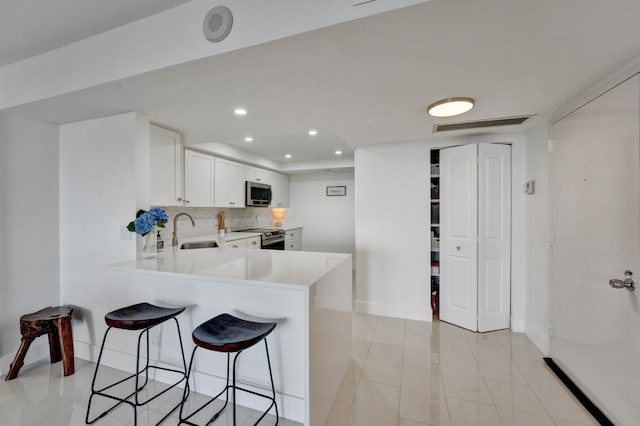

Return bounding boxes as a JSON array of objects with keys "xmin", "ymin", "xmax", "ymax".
[
  {"xmin": 285, "ymin": 154, "xmax": 292, "ymax": 159},
  {"xmin": 308, "ymin": 129, "xmax": 318, "ymax": 136},
  {"xmin": 335, "ymin": 150, "xmax": 342, "ymax": 155},
  {"xmin": 427, "ymin": 97, "xmax": 475, "ymax": 118},
  {"xmin": 234, "ymin": 108, "xmax": 247, "ymax": 116},
  {"xmin": 244, "ymin": 137, "xmax": 253, "ymax": 142}
]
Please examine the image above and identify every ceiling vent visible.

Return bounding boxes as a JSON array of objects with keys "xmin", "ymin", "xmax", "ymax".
[
  {"xmin": 203, "ymin": 6, "xmax": 233, "ymax": 43},
  {"xmin": 432, "ymin": 115, "xmax": 532, "ymax": 133}
]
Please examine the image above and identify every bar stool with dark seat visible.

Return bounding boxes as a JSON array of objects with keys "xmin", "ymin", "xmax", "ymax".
[
  {"xmin": 179, "ymin": 313, "xmax": 278, "ymax": 426},
  {"xmin": 86, "ymin": 302, "xmax": 188, "ymax": 425}
]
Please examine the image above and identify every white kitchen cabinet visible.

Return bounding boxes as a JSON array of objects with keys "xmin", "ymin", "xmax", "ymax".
[
  {"xmin": 214, "ymin": 157, "xmax": 245, "ymax": 208},
  {"xmin": 226, "ymin": 238, "xmax": 247, "ymax": 249},
  {"xmin": 184, "ymin": 149, "xmax": 214, "ymax": 207},
  {"xmin": 245, "ymin": 166, "xmax": 272, "ymax": 184},
  {"xmin": 150, "ymin": 124, "xmax": 183, "ymax": 206},
  {"xmin": 227, "ymin": 235, "xmax": 261, "ymax": 249},
  {"xmin": 285, "ymin": 227, "xmax": 302, "ymax": 251},
  {"xmin": 270, "ymin": 171, "xmax": 289, "ymax": 208}
]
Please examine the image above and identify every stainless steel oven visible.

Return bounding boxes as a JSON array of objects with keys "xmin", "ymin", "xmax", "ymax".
[{"xmin": 261, "ymin": 231, "xmax": 285, "ymax": 250}]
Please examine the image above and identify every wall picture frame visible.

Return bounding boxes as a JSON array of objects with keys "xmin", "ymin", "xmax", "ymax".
[{"xmin": 326, "ymin": 186, "xmax": 346, "ymax": 196}]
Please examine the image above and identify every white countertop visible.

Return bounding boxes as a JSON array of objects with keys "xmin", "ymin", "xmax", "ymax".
[{"xmin": 109, "ymin": 246, "xmax": 350, "ymax": 289}]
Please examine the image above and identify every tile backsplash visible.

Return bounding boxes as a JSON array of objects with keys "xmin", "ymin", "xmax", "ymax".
[{"xmin": 155, "ymin": 206, "xmax": 279, "ymax": 241}]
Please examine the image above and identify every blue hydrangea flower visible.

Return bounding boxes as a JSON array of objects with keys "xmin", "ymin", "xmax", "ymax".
[
  {"xmin": 134, "ymin": 213, "xmax": 155, "ymax": 235},
  {"xmin": 148, "ymin": 207, "xmax": 169, "ymax": 223},
  {"xmin": 127, "ymin": 208, "xmax": 169, "ymax": 235}
]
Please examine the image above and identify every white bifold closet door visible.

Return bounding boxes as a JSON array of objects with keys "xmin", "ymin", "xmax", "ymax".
[{"xmin": 440, "ymin": 143, "xmax": 511, "ymax": 332}]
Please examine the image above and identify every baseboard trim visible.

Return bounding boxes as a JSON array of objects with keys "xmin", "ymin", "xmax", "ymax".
[
  {"xmin": 354, "ymin": 300, "xmax": 432, "ymax": 322},
  {"xmin": 543, "ymin": 357, "xmax": 613, "ymax": 426},
  {"xmin": 510, "ymin": 317, "xmax": 525, "ymax": 333},
  {"xmin": 74, "ymin": 340, "xmax": 304, "ymax": 423},
  {"xmin": 525, "ymin": 326, "xmax": 550, "ymax": 355}
]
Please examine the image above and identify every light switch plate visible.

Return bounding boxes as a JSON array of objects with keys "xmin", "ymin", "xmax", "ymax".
[{"xmin": 525, "ymin": 180, "xmax": 536, "ymax": 194}]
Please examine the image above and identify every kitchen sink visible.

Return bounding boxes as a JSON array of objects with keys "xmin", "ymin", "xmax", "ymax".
[{"xmin": 180, "ymin": 240, "xmax": 219, "ymax": 249}]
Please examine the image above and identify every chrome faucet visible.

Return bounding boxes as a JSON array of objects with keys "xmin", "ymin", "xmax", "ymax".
[{"xmin": 172, "ymin": 212, "xmax": 196, "ymax": 246}]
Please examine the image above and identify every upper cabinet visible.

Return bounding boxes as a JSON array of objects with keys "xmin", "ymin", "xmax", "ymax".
[
  {"xmin": 179, "ymin": 152, "xmax": 290, "ymax": 209},
  {"xmin": 245, "ymin": 166, "xmax": 272, "ymax": 184},
  {"xmin": 214, "ymin": 157, "xmax": 246, "ymax": 208},
  {"xmin": 270, "ymin": 172, "xmax": 289, "ymax": 208},
  {"xmin": 184, "ymin": 149, "xmax": 215, "ymax": 207},
  {"xmin": 150, "ymin": 124, "xmax": 183, "ymax": 206}
]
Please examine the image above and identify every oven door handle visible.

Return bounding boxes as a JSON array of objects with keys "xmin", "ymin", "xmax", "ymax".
[
  {"xmin": 262, "ymin": 238, "xmax": 284, "ymax": 247},
  {"xmin": 262, "ymin": 238, "xmax": 285, "ymax": 246}
]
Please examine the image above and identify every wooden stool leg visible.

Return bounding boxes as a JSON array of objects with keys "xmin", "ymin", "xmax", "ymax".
[
  {"xmin": 48, "ymin": 329, "xmax": 62, "ymax": 363},
  {"xmin": 56, "ymin": 316, "xmax": 75, "ymax": 376},
  {"xmin": 5, "ymin": 336, "xmax": 35, "ymax": 381}
]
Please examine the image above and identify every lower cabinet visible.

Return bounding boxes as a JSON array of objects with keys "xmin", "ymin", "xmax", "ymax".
[
  {"xmin": 247, "ymin": 236, "xmax": 261, "ymax": 249},
  {"xmin": 227, "ymin": 235, "xmax": 261, "ymax": 249},
  {"xmin": 285, "ymin": 228, "xmax": 302, "ymax": 251}
]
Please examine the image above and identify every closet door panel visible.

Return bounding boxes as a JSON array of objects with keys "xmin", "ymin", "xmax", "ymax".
[
  {"xmin": 477, "ymin": 143, "xmax": 511, "ymax": 332},
  {"xmin": 440, "ymin": 144, "xmax": 478, "ymax": 330}
]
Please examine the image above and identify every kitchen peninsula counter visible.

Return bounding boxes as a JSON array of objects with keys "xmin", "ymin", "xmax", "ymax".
[{"xmin": 97, "ymin": 247, "xmax": 352, "ymax": 425}]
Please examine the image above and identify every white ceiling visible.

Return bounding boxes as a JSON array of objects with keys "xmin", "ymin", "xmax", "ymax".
[
  {"xmin": 6, "ymin": 0, "xmax": 640, "ymax": 169},
  {"xmin": 0, "ymin": 0, "xmax": 191, "ymax": 67}
]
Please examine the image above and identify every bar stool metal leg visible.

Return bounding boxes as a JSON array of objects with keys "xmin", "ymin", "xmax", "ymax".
[
  {"xmin": 86, "ymin": 316, "xmax": 188, "ymax": 425},
  {"xmin": 179, "ymin": 339, "xmax": 278, "ymax": 425}
]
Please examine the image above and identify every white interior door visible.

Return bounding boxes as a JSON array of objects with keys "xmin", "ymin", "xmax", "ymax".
[
  {"xmin": 477, "ymin": 143, "xmax": 511, "ymax": 332},
  {"xmin": 440, "ymin": 144, "xmax": 479, "ymax": 330},
  {"xmin": 550, "ymin": 74, "xmax": 640, "ymax": 424}
]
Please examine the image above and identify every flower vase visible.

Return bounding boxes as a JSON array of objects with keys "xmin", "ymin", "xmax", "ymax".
[{"xmin": 139, "ymin": 231, "xmax": 157, "ymax": 259}]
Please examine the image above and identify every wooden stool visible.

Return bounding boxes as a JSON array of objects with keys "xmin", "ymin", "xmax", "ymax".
[
  {"xmin": 179, "ymin": 313, "xmax": 278, "ymax": 426},
  {"xmin": 5, "ymin": 305, "xmax": 74, "ymax": 381}
]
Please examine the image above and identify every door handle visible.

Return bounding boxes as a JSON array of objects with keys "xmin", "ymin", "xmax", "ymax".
[
  {"xmin": 609, "ymin": 270, "xmax": 635, "ymax": 291},
  {"xmin": 456, "ymin": 246, "xmax": 462, "ymax": 251}
]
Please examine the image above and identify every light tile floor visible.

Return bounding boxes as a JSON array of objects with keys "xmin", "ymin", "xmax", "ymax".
[
  {"xmin": 330, "ymin": 314, "xmax": 597, "ymax": 426},
  {"xmin": 0, "ymin": 314, "xmax": 597, "ymax": 426}
]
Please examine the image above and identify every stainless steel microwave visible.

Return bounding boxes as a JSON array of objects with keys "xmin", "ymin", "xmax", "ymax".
[{"xmin": 246, "ymin": 181, "xmax": 272, "ymax": 207}]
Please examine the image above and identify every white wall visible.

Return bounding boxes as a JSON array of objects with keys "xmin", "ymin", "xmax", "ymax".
[
  {"xmin": 286, "ymin": 170, "xmax": 355, "ymax": 257},
  {"xmin": 354, "ymin": 135, "xmax": 528, "ymax": 326},
  {"xmin": 59, "ymin": 112, "xmax": 149, "ymax": 352},
  {"xmin": 0, "ymin": 112, "xmax": 59, "ymax": 372},
  {"xmin": 355, "ymin": 142, "xmax": 431, "ymax": 321},
  {"xmin": 524, "ymin": 121, "xmax": 552, "ymax": 353}
]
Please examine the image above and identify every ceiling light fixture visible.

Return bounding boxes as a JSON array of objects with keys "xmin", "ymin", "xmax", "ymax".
[
  {"xmin": 308, "ymin": 129, "xmax": 318, "ymax": 136},
  {"xmin": 234, "ymin": 108, "xmax": 247, "ymax": 116},
  {"xmin": 285, "ymin": 154, "xmax": 292, "ymax": 159},
  {"xmin": 427, "ymin": 97, "xmax": 475, "ymax": 118},
  {"xmin": 244, "ymin": 137, "xmax": 253, "ymax": 142},
  {"xmin": 335, "ymin": 150, "xmax": 342, "ymax": 155}
]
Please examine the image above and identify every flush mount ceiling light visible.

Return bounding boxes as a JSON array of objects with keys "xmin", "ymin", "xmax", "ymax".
[
  {"xmin": 244, "ymin": 137, "xmax": 253, "ymax": 143},
  {"xmin": 234, "ymin": 108, "xmax": 247, "ymax": 116},
  {"xmin": 308, "ymin": 129, "xmax": 318, "ymax": 136},
  {"xmin": 335, "ymin": 150, "xmax": 342, "ymax": 155},
  {"xmin": 285, "ymin": 154, "xmax": 292, "ymax": 159},
  {"xmin": 427, "ymin": 97, "xmax": 475, "ymax": 118}
]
